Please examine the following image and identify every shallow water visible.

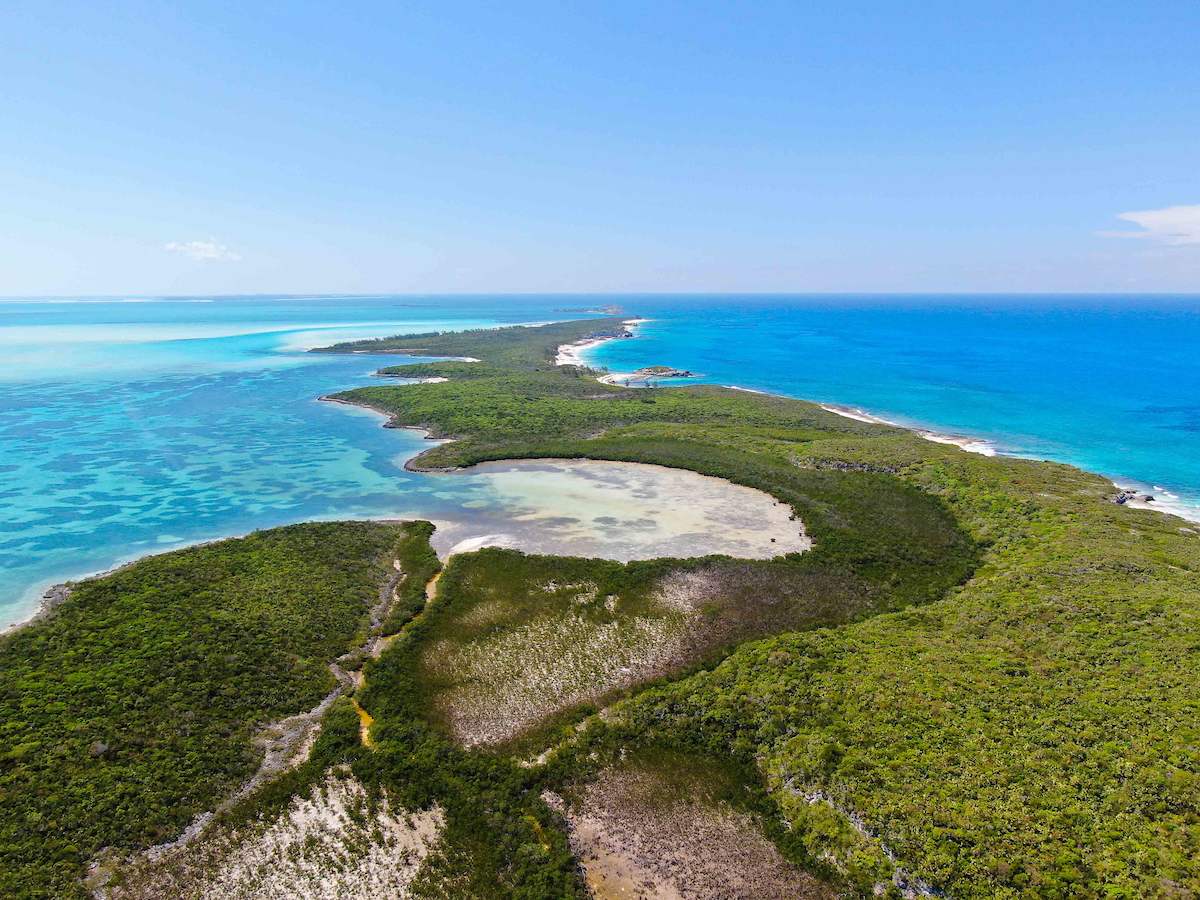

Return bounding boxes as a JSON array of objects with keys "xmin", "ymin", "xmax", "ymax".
[
  {"xmin": 0, "ymin": 296, "xmax": 805, "ymax": 628},
  {"xmin": 0, "ymin": 297, "xmax": 559, "ymax": 626},
  {"xmin": 432, "ymin": 459, "xmax": 809, "ymax": 561},
  {"xmin": 4, "ymin": 293, "xmax": 1200, "ymax": 627}
]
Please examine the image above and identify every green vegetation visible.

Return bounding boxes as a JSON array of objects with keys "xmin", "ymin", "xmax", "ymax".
[
  {"xmin": 317, "ymin": 316, "xmax": 630, "ymax": 369},
  {"xmin": 322, "ymin": 319, "xmax": 1200, "ymax": 897},
  {"xmin": 317, "ymin": 321, "xmax": 979, "ymax": 893},
  {"xmin": 3, "ymin": 316, "xmax": 1195, "ymax": 897},
  {"xmin": 330, "ymin": 328, "xmax": 977, "ymax": 620},
  {"xmin": 353, "ymin": 568, "xmax": 589, "ymax": 898},
  {"xmin": 383, "ymin": 520, "xmax": 442, "ymax": 635},
  {"xmin": 604, "ymin": 448, "xmax": 1200, "ymax": 897},
  {"xmin": 0, "ymin": 522, "xmax": 405, "ymax": 898},
  {"xmin": 408, "ymin": 546, "xmax": 959, "ymax": 755}
]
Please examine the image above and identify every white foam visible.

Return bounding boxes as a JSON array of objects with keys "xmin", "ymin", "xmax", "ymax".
[
  {"xmin": 819, "ymin": 404, "xmax": 998, "ymax": 457},
  {"xmin": 819, "ymin": 404, "xmax": 880, "ymax": 423},
  {"xmin": 1116, "ymin": 482, "xmax": 1200, "ymax": 524},
  {"xmin": 917, "ymin": 431, "xmax": 998, "ymax": 457}
]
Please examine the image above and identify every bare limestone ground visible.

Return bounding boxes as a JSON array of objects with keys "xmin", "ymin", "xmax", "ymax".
[
  {"xmin": 545, "ymin": 760, "xmax": 834, "ymax": 900},
  {"xmin": 107, "ymin": 771, "xmax": 443, "ymax": 899},
  {"xmin": 418, "ymin": 550, "xmax": 867, "ymax": 751}
]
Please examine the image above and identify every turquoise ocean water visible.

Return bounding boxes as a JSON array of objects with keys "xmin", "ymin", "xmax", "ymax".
[{"xmin": 2, "ymin": 294, "xmax": 1199, "ymax": 627}]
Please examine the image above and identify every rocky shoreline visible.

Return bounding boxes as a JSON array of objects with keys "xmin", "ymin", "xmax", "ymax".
[
  {"xmin": 598, "ymin": 365, "xmax": 698, "ymax": 386},
  {"xmin": 1112, "ymin": 487, "xmax": 1156, "ymax": 506},
  {"xmin": 4, "ymin": 582, "xmax": 75, "ymax": 637}
]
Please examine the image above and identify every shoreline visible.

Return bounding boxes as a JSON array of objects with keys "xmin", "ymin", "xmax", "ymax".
[
  {"xmin": 9, "ymin": 316, "xmax": 1199, "ymax": 636},
  {"xmin": 565, "ymin": 332, "xmax": 1200, "ymax": 527},
  {"xmin": 814, "ymin": 402, "xmax": 1199, "ymax": 524},
  {"xmin": 554, "ymin": 318, "xmax": 649, "ymax": 367},
  {"xmin": 559, "ymin": 331, "xmax": 1006, "ymax": 461},
  {"xmin": 817, "ymin": 403, "xmax": 999, "ymax": 457},
  {"xmin": 316, "ymin": 396, "xmax": 458, "ymax": 472}
]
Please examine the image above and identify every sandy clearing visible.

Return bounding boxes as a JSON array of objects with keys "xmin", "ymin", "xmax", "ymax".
[
  {"xmin": 431, "ymin": 611, "xmax": 691, "ymax": 746},
  {"xmin": 109, "ymin": 773, "xmax": 443, "ymax": 900},
  {"xmin": 545, "ymin": 767, "xmax": 833, "ymax": 900}
]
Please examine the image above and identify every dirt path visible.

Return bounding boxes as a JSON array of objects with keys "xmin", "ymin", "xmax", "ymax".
[
  {"xmin": 425, "ymin": 568, "xmax": 444, "ymax": 600},
  {"xmin": 352, "ymin": 560, "xmax": 448, "ymax": 749},
  {"xmin": 90, "ymin": 558, "xmax": 410, "ymax": 895}
]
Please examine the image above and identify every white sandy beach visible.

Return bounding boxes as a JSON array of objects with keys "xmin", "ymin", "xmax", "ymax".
[
  {"xmin": 554, "ymin": 318, "xmax": 649, "ymax": 368},
  {"xmin": 560, "ymin": 325, "xmax": 1200, "ymax": 525},
  {"xmin": 819, "ymin": 404, "xmax": 998, "ymax": 456}
]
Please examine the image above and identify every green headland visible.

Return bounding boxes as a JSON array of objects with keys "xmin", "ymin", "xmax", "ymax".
[{"xmin": 2, "ymin": 317, "xmax": 1196, "ymax": 897}]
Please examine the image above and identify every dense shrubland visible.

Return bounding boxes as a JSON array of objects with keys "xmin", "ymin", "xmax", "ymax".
[
  {"xmin": 317, "ymin": 316, "xmax": 630, "ymax": 369},
  {"xmin": 383, "ymin": 519, "xmax": 442, "ymax": 635},
  {"xmin": 0, "ymin": 522, "xmax": 404, "ymax": 897},
  {"xmin": 2, "ymin": 317, "xmax": 1195, "ymax": 897},
  {"xmin": 329, "ymin": 320, "xmax": 1200, "ymax": 897}
]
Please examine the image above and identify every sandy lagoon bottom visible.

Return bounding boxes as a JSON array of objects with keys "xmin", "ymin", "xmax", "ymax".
[
  {"xmin": 426, "ymin": 458, "xmax": 810, "ymax": 561},
  {"xmin": 8, "ymin": 456, "xmax": 808, "ymax": 634}
]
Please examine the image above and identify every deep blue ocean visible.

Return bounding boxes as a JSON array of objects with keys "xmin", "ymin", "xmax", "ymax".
[{"xmin": 2, "ymin": 294, "xmax": 1198, "ymax": 628}]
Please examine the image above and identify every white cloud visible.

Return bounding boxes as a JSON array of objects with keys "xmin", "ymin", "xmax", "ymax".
[
  {"xmin": 164, "ymin": 239, "xmax": 242, "ymax": 261},
  {"xmin": 1102, "ymin": 204, "xmax": 1200, "ymax": 246}
]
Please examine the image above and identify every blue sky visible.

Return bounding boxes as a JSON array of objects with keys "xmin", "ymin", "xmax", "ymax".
[{"xmin": 2, "ymin": 1, "xmax": 1198, "ymax": 295}]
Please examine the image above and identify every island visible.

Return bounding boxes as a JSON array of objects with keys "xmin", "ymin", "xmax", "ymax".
[{"xmin": 1, "ymin": 317, "xmax": 1197, "ymax": 898}]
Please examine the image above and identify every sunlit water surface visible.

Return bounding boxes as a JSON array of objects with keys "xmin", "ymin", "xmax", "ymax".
[
  {"xmin": 0, "ymin": 296, "xmax": 804, "ymax": 628},
  {"xmin": 4, "ymin": 293, "xmax": 1200, "ymax": 627}
]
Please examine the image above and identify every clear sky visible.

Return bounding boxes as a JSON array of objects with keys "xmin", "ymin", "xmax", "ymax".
[{"xmin": 3, "ymin": 1, "xmax": 1199, "ymax": 295}]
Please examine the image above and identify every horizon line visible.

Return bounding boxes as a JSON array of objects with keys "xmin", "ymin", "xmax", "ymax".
[{"xmin": 3, "ymin": 290, "xmax": 1200, "ymax": 302}]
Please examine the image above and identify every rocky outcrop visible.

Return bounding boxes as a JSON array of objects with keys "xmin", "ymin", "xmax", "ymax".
[
  {"xmin": 633, "ymin": 366, "xmax": 696, "ymax": 378},
  {"xmin": 1112, "ymin": 488, "xmax": 1156, "ymax": 506}
]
